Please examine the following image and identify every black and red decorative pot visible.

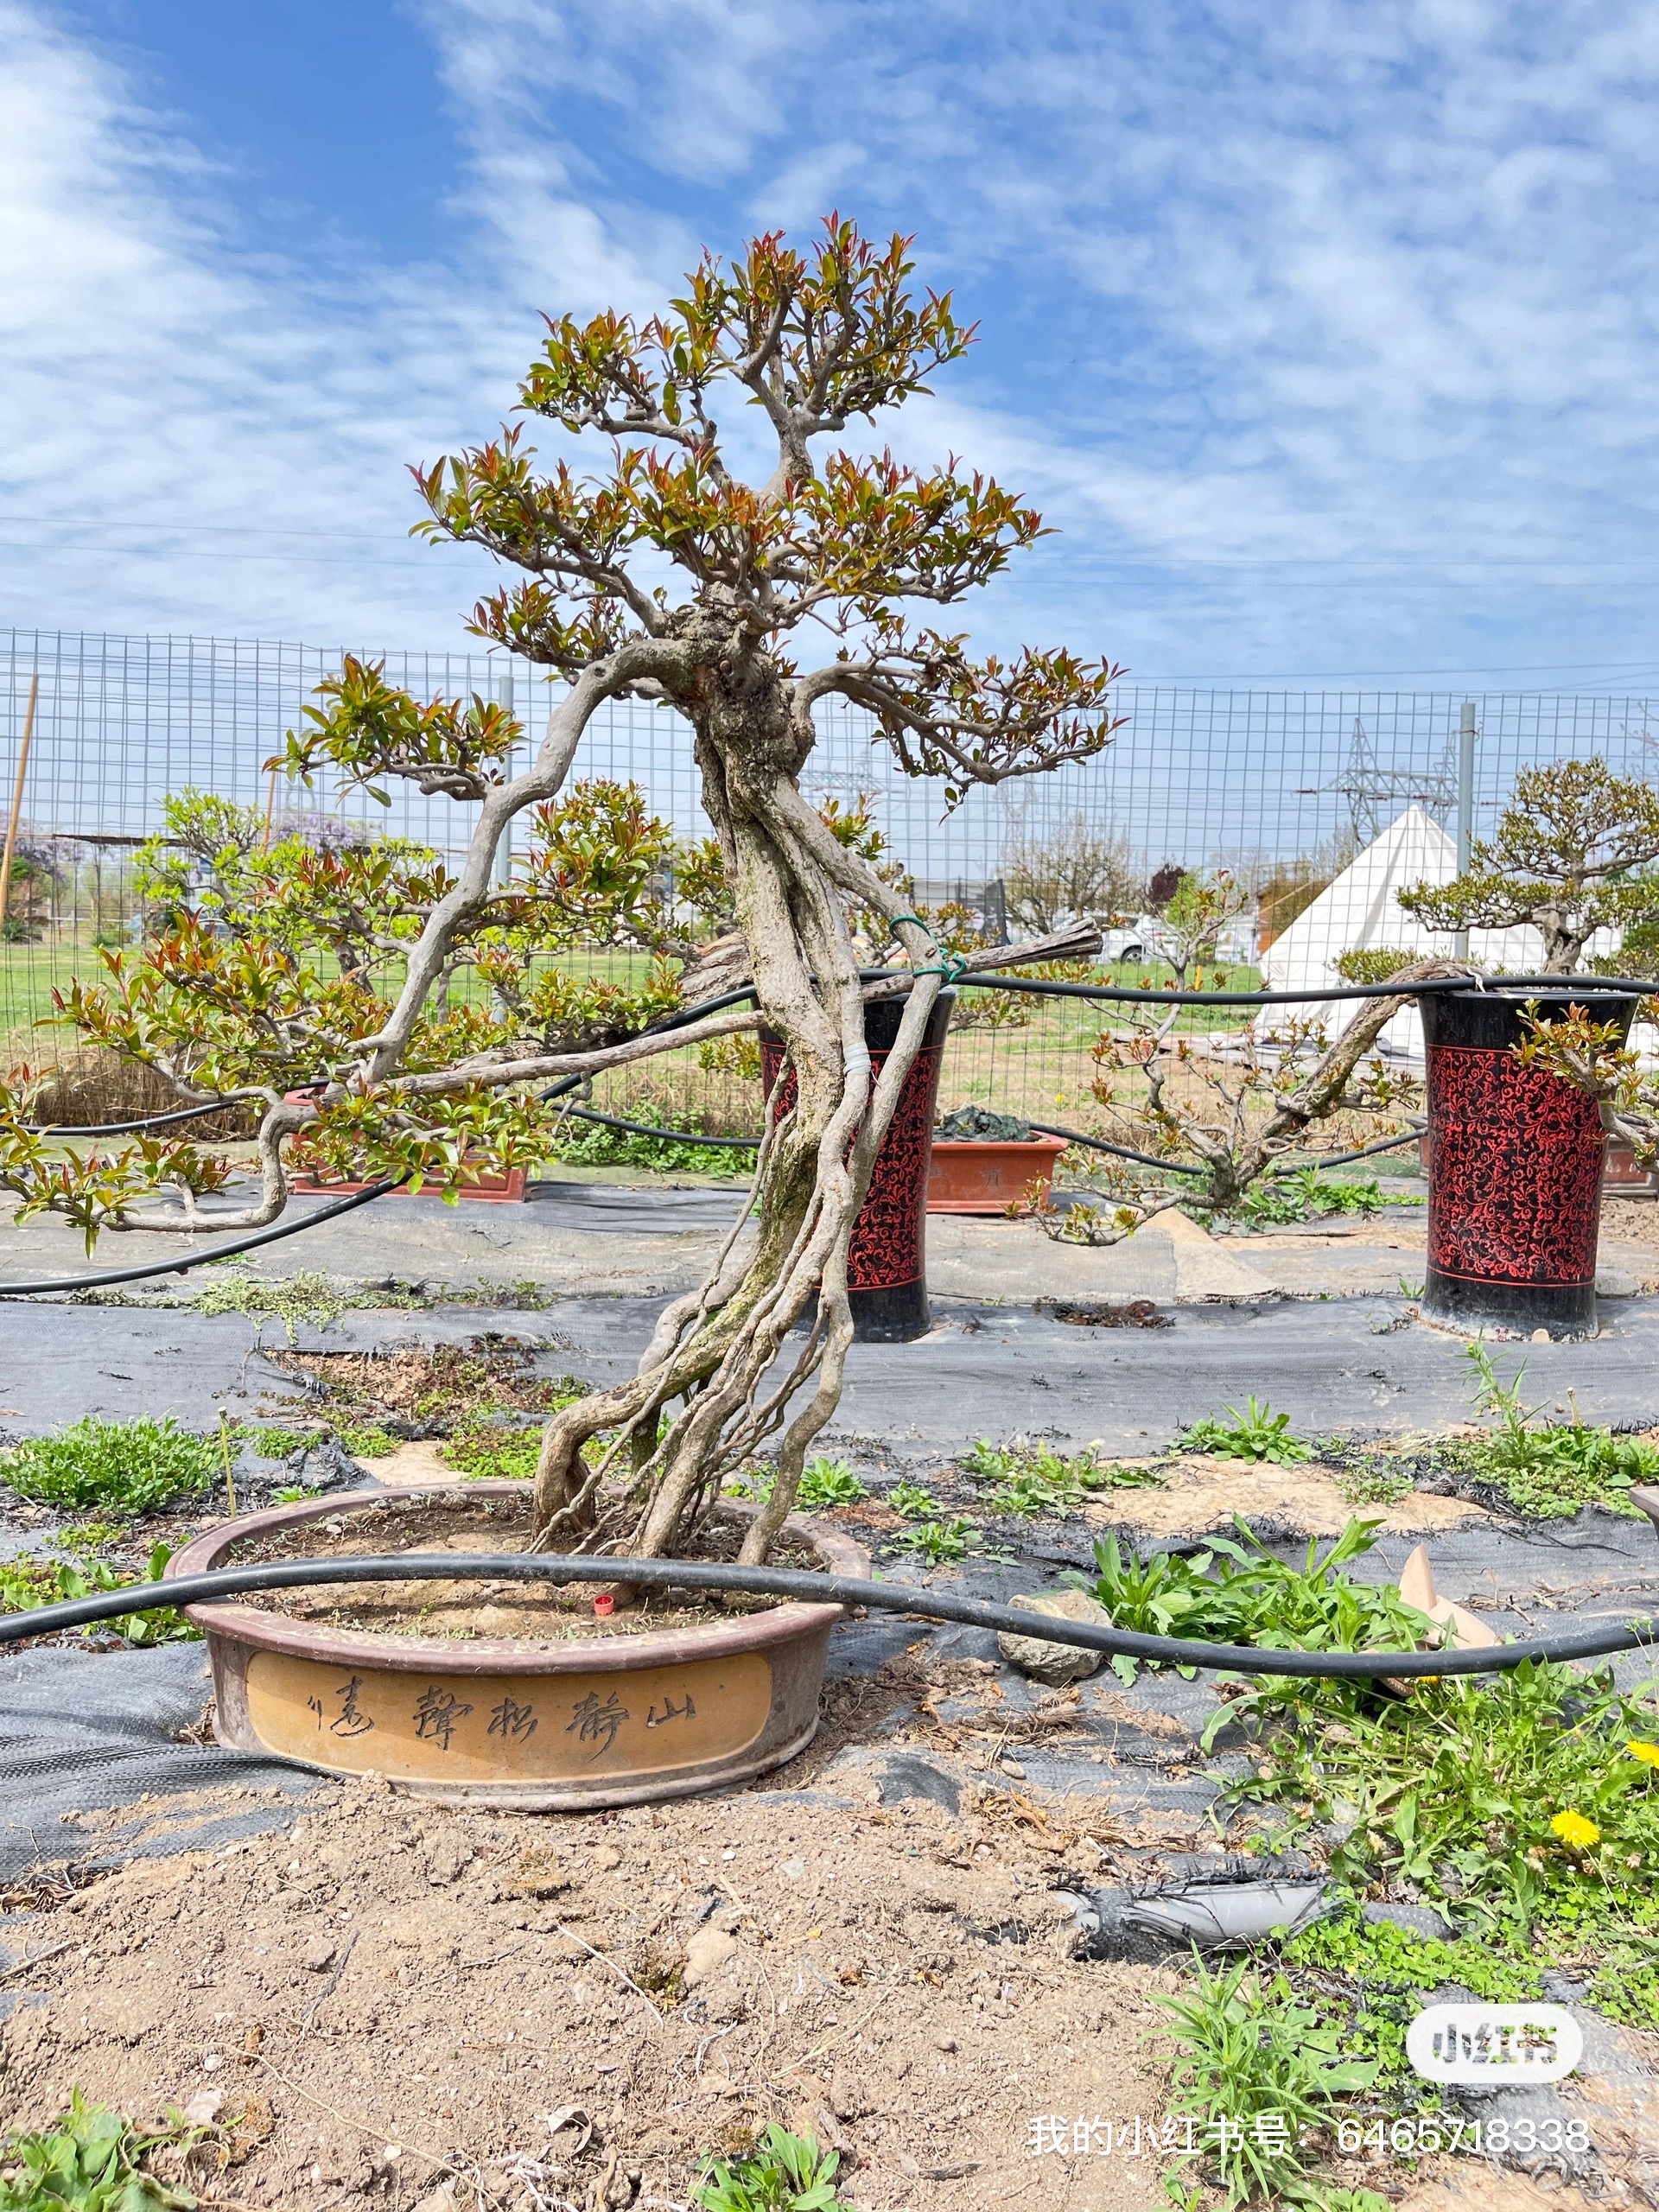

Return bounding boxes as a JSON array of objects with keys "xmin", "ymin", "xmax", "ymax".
[
  {"xmin": 760, "ymin": 989, "xmax": 954, "ymax": 1344},
  {"xmin": 1421, "ymin": 986, "xmax": 1634, "ymax": 1339}
]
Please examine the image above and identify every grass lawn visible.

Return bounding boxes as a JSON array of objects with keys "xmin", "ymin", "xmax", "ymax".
[{"xmin": 7, "ymin": 935, "xmax": 1321, "ymax": 1141}]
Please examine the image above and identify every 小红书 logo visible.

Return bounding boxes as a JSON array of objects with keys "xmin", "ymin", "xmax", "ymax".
[{"xmin": 1405, "ymin": 2003, "xmax": 1582, "ymax": 2085}]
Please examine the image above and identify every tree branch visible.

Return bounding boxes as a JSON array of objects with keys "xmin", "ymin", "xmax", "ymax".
[{"xmin": 361, "ymin": 639, "xmax": 691, "ymax": 1075}]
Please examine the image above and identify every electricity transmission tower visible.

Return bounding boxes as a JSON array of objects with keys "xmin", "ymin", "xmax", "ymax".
[{"xmin": 1329, "ymin": 715, "xmax": 1458, "ymax": 844}]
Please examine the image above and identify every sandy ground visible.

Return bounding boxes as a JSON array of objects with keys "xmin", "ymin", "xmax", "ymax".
[
  {"xmin": 5, "ymin": 1764, "xmax": 1650, "ymax": 2212},
  {"xmin": 343, "ymin": 1443, "xmax": 1491, "ymax": 1552},
  {"xmin": 2, "ymin": 1778, "xmax": 1179, "ymax": 2212},
  {"xmin": 1065, "ymin": 1456, "xmax": 1487, "ymax": 1543},
  {"xmin": 1603, "ymin": 1196, "xmax": 1659, "ymax": 1268}
]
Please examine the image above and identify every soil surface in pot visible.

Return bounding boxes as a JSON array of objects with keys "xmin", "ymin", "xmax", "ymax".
[{"xmin": 221, "ymin": 1493, "xmax": 818, "ymax": 1643}]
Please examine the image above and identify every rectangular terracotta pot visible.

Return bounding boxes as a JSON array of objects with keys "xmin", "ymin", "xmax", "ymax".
[
  {"xmin": 926, "ymin": 1135, "xmax": 1069, "ymax": 1215},
  {"xmin": 287, "ymin": 1165, "xmax": 528, "ymax": 1204},
  {"xmin": 1605, "ymin": 1140, "xmax": 1658, "ymax": 1194},
  {"xmin": 282, "ymin": 1091, "xmax": 528, "ymax": 1201}
]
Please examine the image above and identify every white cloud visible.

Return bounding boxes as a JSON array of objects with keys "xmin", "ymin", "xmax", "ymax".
[
  {"xmin": 0, "ymin": 1, "xmax": 553, "ymax": 641},
  {"xmin": 3, "ymin": 0, "xmax": 1657, "ymax": 683},
  {"xmin": 407, "ymin": 0, "xmax": 1659, "ymax": 675}
]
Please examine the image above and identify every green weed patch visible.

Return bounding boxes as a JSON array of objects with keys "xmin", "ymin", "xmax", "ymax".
[
  {"xmin": 1221, "ymin": 1659, "xmax": 1659, "ymax": 2005},
  {"xmin": 693, "ymin": 2124, "xmax": 849, "ymax": 2212},
  {"xmin": 0, "ymin": 2092, "xmax": 209, "ymax": 2210},
  {"xmin": 888, "ymin": 1515, "xmax": 982, "ymax": 1565},
  {"xmin": 238, "ymin": 1421, "xmax": 396, "ymax": 1461},
  {"xmin": 1074, "ymin": 1518, "xmax": 1429, "ymax": 1684},
  {"xmin": 0, "ymin": 1541, "xmax": 198, "ymax": 1644},
  {"xmin": 1182, "ymin": 1398, "xmax": 1314, "ymax": 1465},
  {"xmin": 0, "ymin": 1417, "xmax": 219, "ymax": 1514},
  {"xmin": 1450, "ymin": 1344, "xmax": 1659, "ymax": 1517},
  {"xmin": 963, "ymin": 1434, "xmax": 1162, "ymax": 1516},
  {"xmin": 546, "ymin": 1115, "xmax": 753, "ymax": 1179},
  {"xmin": 1232, "ymin": 1169, "xmax": 1414, "ymax": 1228},
  {"xmin": 441, "ymin": 1421, "xmax": 544, "ymax": 1482},
  {"xmin": 1153, "ymin": 1953, "xmax": 1386, "ymax": 2209},
  {"xmin": 722, "ymin": 1457, "xmax": 868, "ymax": 1510}
]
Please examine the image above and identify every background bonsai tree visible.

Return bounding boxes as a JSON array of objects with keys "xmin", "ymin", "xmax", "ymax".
[
  {"xmin": 1331, "ymin": 946, "xmax": 1419, "ymax": 986},
  {"xmin": 1044, "ymin": 962, "xmax": 1446, "ymax": 1243},
  {"xmin": 0, "ymin": 829, "xmax": 66, "ymax": 944},
  {"xmin": 1153, "ymin": 867, "xmax": 1251, "ymax": 987},
  {"xmin": 0, "ymin": 216, "xmax": 1117, "ymax": 1571},
  {"xmin": 131, "ymin": 791, "xmax": 378, "ymax": 937},
  {"xmin": 1398, "ymin": 759, "xmax": 1659, "ymax": 972}
]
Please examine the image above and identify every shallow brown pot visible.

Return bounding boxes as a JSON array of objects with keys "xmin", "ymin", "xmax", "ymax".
[
  {"xmin": 1605, "ymin": 1139, "xmax": 1658, "ymax": 1194},
  {"xmin": 166, "ymin": 1487, "xmax": 867, "ymax": 1811},
  {"xmin": 285, "ymin": 1166, "xmax": 528, "ymax": 1203},
  {"xmin": 926, "ymin": 1135, "xmax": 1069, "ymax": 1215}
]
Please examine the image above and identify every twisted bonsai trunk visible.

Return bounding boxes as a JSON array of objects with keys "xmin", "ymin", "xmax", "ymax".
[{"xmin": 530, "ymin": 672, "xmax": 942, "ymax": 1568}]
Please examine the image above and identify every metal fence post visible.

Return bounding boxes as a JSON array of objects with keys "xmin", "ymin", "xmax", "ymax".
[
  {"xmin": 496, "ymin": 662, "xmax": 515, "ymax": 888},
  {"xmin": 1453, "ymin": 700, "xmax": 1477, "ymax": 959}
]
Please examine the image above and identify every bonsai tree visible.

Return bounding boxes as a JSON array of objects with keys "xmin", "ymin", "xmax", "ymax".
[
  {"xmin": 0, "ymin": 771, "xmax": 709, "ymax": 1246},
  {"xmin": 1332, "ymin": 947, "xmax": 1419, "ymax": 986},
  {"xmin": 1153, "ymin": 868, "xmax": 1251, "ymax": 988},
  {"xmin": 131, "ymin": 791, "xmax": 378, "ymax": 936},
  {"xmin": 1398, "ymin": 759, "xmax": 1659, "ymax": 972},
  {"xmin": 0, "ymin": 217, "xmax": 1118, "ymax": 1571},
  {"xmin": 0, "ymin": 829, "xmax": 64, "ymax": 944},
  {"xmin": 1046, "ymin": 962, "xmax": 1446, "ymax": 1243},
  {"xmin": 1144, "ymin": 861, "xmax": 1185, "ymax": 911}
]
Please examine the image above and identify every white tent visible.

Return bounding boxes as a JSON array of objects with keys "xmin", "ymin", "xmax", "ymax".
[{"xmin": 1260, "ymin": 805, "xmax": 1541, "ymax": 1058}]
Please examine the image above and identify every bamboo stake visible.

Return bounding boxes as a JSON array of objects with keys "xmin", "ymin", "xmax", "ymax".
[{"xmin": 0, "ymin": 672, "xmax": 41, "ymax": 931}]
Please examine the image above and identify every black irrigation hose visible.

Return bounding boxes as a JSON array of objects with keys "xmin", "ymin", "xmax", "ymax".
[
  {"xmin": 0, "ymin": 998, "xmax": 780, "ymax": 1294},
  {"xmin": 560, "ymin": 1105, "xmax": 760, "ymax": 1149},
  {"xmin": 5, "ymin": 1549, "xmax": 1656, "ymax": 1679},
  {"xmin": 946, "ymin": 969, "xmax": 1659, "ymax": 1009},
  {"xmin": 0, "ymin": 1103, "xmax": 1422, "ymax": 1296},
  {"xmin": 23, "ymin": 1097, "xmax": 259, "ymax": 1136},
  {"xmin": 1285, "ymin": 1125, "xmax": 1427, "ymax": 1171},
  {"xmin": 1027, "ymin": 1121, "xmax": 1427, "ymax": 1179},
  {"xmin": 24, "ymin": 970, "xmax": 1657, "ymax": 1139},
  {"xmin": 13, "ymin": 987, "xmax": 766, "ymax": 1140},
  {"xmin": 0, "ymin": 1075, "xmax": 592, "ymax": 1299},
  {"xmin": 0, "ymin": 1179, "xmax": 410, "ymax": 1299},
  {"xmin": 1, "ymin": 966, "xmax": 1638, "ymax": 1290}
]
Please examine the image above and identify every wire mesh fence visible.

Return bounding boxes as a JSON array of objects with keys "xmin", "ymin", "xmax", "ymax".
[{"xmin": 3, "ymin": 626, "xmax": 1655, "ymax": 1135}]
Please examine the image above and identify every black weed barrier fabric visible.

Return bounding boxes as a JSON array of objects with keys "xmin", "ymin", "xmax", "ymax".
[{"xmin": 0, "ymin": 1643, "xmax": 323, "ymax": 1885}]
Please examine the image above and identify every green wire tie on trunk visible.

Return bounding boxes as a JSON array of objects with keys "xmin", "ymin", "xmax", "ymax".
[{"xmin": 885, "ymin": 912, "xmax": 968, "ymax": 986}]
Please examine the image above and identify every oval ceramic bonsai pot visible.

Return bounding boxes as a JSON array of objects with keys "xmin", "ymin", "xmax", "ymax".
[
  {"xmin": 926, "ymin": 1134, "xmax": 1069, "ymax": 1215},
  {"xmin": 166, "ymin": 1486, "xmax": 868, "ymax": 1811}
]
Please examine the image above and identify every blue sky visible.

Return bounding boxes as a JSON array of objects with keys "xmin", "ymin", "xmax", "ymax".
[{"xmin": 2, "ymin": 0, "xmax": 1657, "ymax": 686}]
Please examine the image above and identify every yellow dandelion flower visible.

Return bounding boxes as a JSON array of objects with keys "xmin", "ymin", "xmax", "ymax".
[
  {"xmin": 1626, "ymin": 1740, "xmax": 1659, "ymax": 1770},
  {"xmin": 1550, "ymin": 1810, "xmax": 1601, "ymax": 1850}
]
